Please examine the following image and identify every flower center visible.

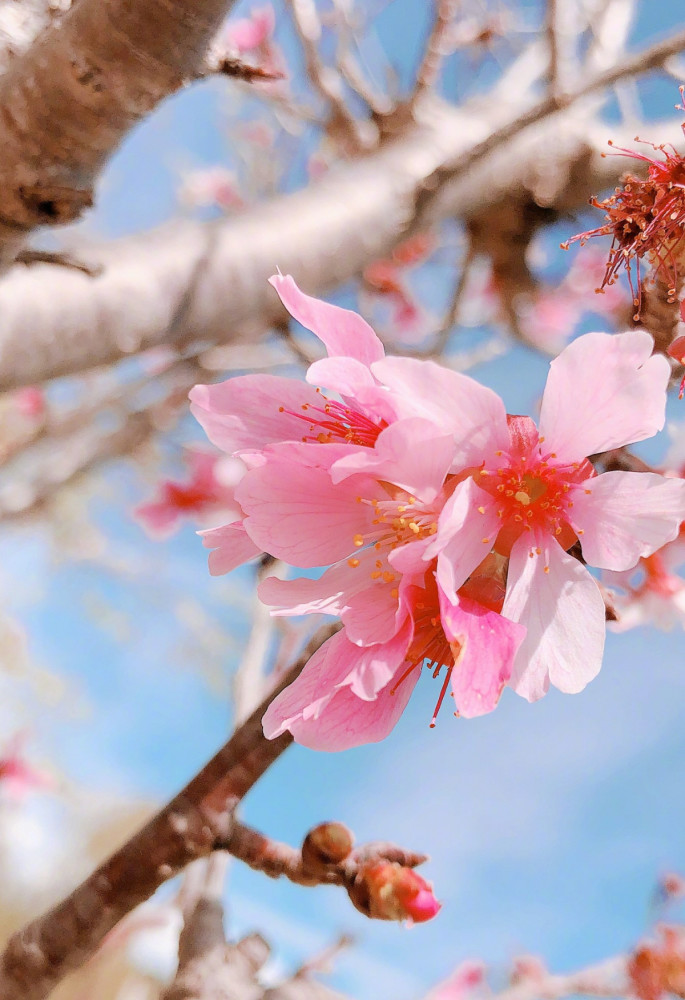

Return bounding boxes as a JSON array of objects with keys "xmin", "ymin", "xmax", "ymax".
[{"xmin": 278, "ymin": 391, "xmax": 386, "ymax": 447}]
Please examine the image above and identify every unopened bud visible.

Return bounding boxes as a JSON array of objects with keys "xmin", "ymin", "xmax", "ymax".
[
  {"xmin": 302, "ymin": 822, "xmax": 354, "ymax": 874},
  {"xmin": 348, "ymin": 861, "xmax": 440, "ymax": 923}
]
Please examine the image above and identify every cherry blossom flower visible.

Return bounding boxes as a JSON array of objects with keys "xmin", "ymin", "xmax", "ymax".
[
  {"xmin": 605, "ymin": 546, "xmax": 685, "ymax": 632},
  {"xmin": 222, "ymin": 5, "xmax": 275, "ymax": 54},
  {"xmin": 420, "ymin": 330, "xmax": 684, "ymax": 701},
  {"xmin": 13, "ymin": 386, "xmax": 45, "ymax": 419},
  {"xmin": 0, "ymin": 734, "xmax": 52, "ymax": 801},
  {"xmin": 178, "ymin": 167, "xmax": 243, "ymax": 212},
  {"xmin": 260, "ymin": 550, "xmax": 525, "ymax": 750},
  {"xmin": 134, "ymin": 450, "xmax": 245, "ymax": 540},
  {"xmin": 426, "ymin": 959, "xmax": 486, "ymax": 1000}
]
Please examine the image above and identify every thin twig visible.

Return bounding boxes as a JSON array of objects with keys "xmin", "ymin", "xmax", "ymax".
[
  {"xmin": 287, "ymin": 0, "xmax": 372, "ymax": 152},
  {"xmin": 409, "ymin": 0, "xmax": 460, "ymax": 108}
]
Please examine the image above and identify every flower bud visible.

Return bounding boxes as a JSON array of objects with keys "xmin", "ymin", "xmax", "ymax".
[
  {"xmin": 348, "ymin": 861, "xmax": 440, "ymax": 923},
  {"xmin": 301, "ymin": 822, "xmax": 354, "ymax": 874}
]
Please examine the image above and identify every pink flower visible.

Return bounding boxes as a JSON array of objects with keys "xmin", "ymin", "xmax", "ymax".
[
  {"xmin": 0, "ymin": 734, "xmax": 52, "ymax": 801},
  {"xmin": 14, "ymin": 386, "xmax": 45, "ymax": 419},
  {"xmin": 261, "ymin": 555, "xmax": 525, "ymax": 750},
  {"xmin": 178, "ymin": 167, "xmax": 243, "ymax": 211},
  {"xmin": 606, "ymin": 550, "xmax": 685, "ymax": 632},
  {"xmin": 221, "ymin": 5, "xmax": 275, "ymax": 54},
  {"xmin": 424, "ymin": 330, "xmax": 684, "ymax": 700},
  {"xmin": 134, "ymin": 450, "xmax": 244, "ymax": 539},
  {"xmin": 426, "ymin": 960, "xmax": 486, "ymax": 1000}
]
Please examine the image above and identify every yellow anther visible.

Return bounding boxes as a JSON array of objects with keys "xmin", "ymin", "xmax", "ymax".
[
  {"xmin": 383, "ymin": 572, "xmax": 395, "ymax": 583},
  {"xmin": 371, "ymin": 571, "xmax": 382, "ymax": 580},
  {"xmin": 514, "ymin": 491, "xmax": 531, "ymax": 505},
  {"xmin": 544, "ymin": 566, "xmax": 550, "ymax": 574},
  {"xmin": 353, "ymin": 534, "xmax": 364, "ymax": 547},
  {"xmin": 347, "ymin": 558, "xmax": 360, "ymax": 568},
  {"xmin": 478, "ymin": 506, "xmax": 486, "ymax": 514}
]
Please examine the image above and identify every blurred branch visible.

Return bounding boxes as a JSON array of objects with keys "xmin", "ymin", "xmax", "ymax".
[
  {"xmin": 287, "ymin": 0, "xmax": 372, "ymax": 152},
  {"xmin": 408, "ymin": 0, "xmax": 460, "ymax": 108},
  {"xmin": 0, "ymin": 625, "xmax": 339, "ymax": 1000},
  {"xmin": 0, "ymin": 0, "xmax": 239, "ymax": 268},
  {"xmin": 0, "ymin": 98, "xmax": 680, "ymax": 393}
]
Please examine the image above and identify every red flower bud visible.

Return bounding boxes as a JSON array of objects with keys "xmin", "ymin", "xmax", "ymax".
[{"xmin": 348, "ymin": 861, "xmax": 441, "ymax": 924}]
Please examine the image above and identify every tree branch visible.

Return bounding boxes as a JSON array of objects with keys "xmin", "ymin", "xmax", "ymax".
[
  {"xmin": 0, "ymin": 625, "xmax": 338, "ymax": 1000},
  {"xmin": 0, "ymin": 101, "xmax": 680, "ymax": 393},
  {"xmin": 0, "ymin": 0, "xmax": 237, "ymax": 267}
]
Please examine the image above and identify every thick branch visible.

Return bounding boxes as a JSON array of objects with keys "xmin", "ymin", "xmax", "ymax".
[
  {"xmin": 0, "ymin": 0, "xmax": 236, "ymax": 266},
  {"xmin": 0, "ymin": 625, "xmax": 338, "ymax": 1000},
  {"xmin": 0, "ymin": 104, "xmax": 681, "ymax": 392}
]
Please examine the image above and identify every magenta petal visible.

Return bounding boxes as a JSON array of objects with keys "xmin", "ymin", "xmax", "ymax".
[
  {"xmin": 269, "ymin": 274, "xmax": 385, "ymax": 365},
  {"xmin": 572, "ymin": 471, "xmax": 685, "ymax": 570},
  {"xmin": 440, "ymin": 592, "xmax": 526, "ymax": 718},
  {"xmin": 429, "ymin": 479, "xmax": 501, "ymax": 601},
  {"xmin": 199, "ymin": 522, "xmax": 261, "ymax": 575},
  {"xmin": 371, "ymin": 356, "xmax": 509, "ymax": 466},
  {"xmin": 237, "ymin": 461, "xmax": 378, "ymax": 566},
  {"xmin": 503, "ymin": 534, "xmax": 605, "ymax": 701},
  {"xmin": 332, "ymin": 418, "xmax": 455, "ymax": 503},
  {"xmin": 539, "ymin": 330, "xmax": 670, "ymax": 463},
  {"xmin": 189, "ymin": 375, "xmax": 322, "ymax": 454},
  {"xmin": 262, "ymin": 625, "xmax": 415, "ymax": 751}
]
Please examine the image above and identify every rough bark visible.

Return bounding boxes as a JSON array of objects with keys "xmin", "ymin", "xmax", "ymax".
[
  {"xmin": 0, "ymin": 0, "xmax": 236, "ymax": 267},
  {"xmin": 0, "ymin": 108, "xmax": 679, "ymax": 393}
]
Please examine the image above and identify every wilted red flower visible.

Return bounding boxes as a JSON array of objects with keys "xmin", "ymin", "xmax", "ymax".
[{"xmin": 563, "ymin": 95, "xmax": 685, "ymax": 315}]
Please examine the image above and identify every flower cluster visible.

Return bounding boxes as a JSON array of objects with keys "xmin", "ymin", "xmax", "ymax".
[{"xmin": 190, "ymin": 276, "xmax": 685, "ymax": 751}]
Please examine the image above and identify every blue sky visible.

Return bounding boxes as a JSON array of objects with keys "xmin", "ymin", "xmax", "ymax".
[{"xmin": 5, "ymin": 1, "xmax": 685, "ymax": 997}]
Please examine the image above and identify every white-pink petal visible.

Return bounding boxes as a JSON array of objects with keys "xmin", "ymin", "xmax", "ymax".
[
  {"xmin": 189, "ymin": 375, "xmax": 321, "ymax": 454},
  {"xmin": 539, "ymin": 330, "xmax": 670, "ymax": 463},
  {"xmin": 262, "ymin": 624, "xmax": 415, "ymax": 751},
  {"xmin": 428, "ymin": 478, "xmax": 501, "ymax": 601},
  {"xmin": 199, "ymin": 522, "xmax": 261, "ymax": 576},
  {"xmin": 572, "ymin": 471, "xmax": 685, "ymax": 571},
  {"xmin": 331, "ymin": 418, "xmax": 455, "ymax": 503},
  {"xmin": 370, "ymin": 356, "xmax": 509, "ymax": 467},
  {"xmin": 503, "ymin": 534, "xmax": 605, "ymax": 701},
  {"xmin": 269, "ymin": 274, "xmax": 385, "ymax": 365},
  {"xmin": 236, "ymin": 462, "xmax": 378, "ymax": 566},
  {"xmin": 306, "ymin": 357, "xmax": 397, "ymax": 423}
]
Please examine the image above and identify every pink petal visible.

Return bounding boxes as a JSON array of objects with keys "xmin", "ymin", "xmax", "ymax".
[
  {"xmin": 189, "ymin": 375, "xmax": 322, "ymax": 454},
  {"xmin": 236, "ymin": 462, "xmax": 378, "ymax": 566},
  {"xmin": 572, "ymin": 471, "xmax": 685, "ymax": 570},
  {"xmin": 539, "ymin": 330, "xmax": 670, "ymax": 463},
  {"xmin": 262, "ymin": 625, "xmax": 415, "ymax": 751},
  {"xmin": 269, "ymin": 274, "xmax": 385, "ymax": 365},
  {"xmin": 259, "ymin": 548, "xmax": 404, "ymax": 645},
  {"xmin": 370, "ymin": 356, "xmax": 509, "ymax": 466},
  {"xmin": 440, "ymin": 592, "xmax": 526, "ymax": 718},
  {"xmin": 502, "ymin": 534, "xmax": 605, "ymax": 701},
  {"xmin": 199, "ymin": 522, "xmax": 261, "ymax": 575},
  {"xmin": 428, "ymin": 478, "xmax": 501, "ymax": 601},
  {"xmin": 331, "ymin": 418, "xmax": 455, "ymax": 503},
  {"xmin": 305, "ymin": 357, "xmax": 397, "ymax": 423}
]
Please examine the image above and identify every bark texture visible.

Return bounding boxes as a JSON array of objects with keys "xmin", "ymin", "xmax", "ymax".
[{"xmin": 0, "ymin": 0, "xmax": 235, "ymax": 266}]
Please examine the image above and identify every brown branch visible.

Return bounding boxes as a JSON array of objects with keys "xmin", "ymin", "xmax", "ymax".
[
  {"xmin": 0, "ymin": 100, "xmax": 679, "ymax": 393},
  {"xmin": 215, "ymin": 817, "xmax": 429, "ymax": 917},
  {"xmin": 0, "ymin": 625, "xmax": 338, "ymax": 1000},
  {"xmin": 409, "ymin": 0, "xmax": 460, "ymax": 107},
  {"xmin": 0, "ymin": 0, "xmax": 238, "ymax": 267},
  {"xmin": 416, "ymin": 25, "xmax": 685, "ymax": 220},
  {"xmin": 287, "ymin": 0, "xmax": 372, "ymax": 153}
]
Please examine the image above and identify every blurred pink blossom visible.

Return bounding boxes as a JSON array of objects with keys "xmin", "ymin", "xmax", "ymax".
[
  {"xmin": 13, "ymin": 386, "xmax": 45, "ymax": 419},
  {"xmin": 178, "ymin": 167, "xmax": 243, "ymax": 211},
  {"xmin": 427, "ymin": 960, "xmax": 486, "ymax": 1000},
  {"xmin": 135, "ymin": 450, "xmax": 244, "ymax": 538}
]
